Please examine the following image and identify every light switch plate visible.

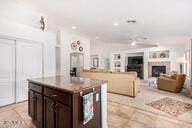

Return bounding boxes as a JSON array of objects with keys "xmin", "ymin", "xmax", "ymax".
[{"xmin": 96, "ymin": 93, "xmax": 99, "ymax": 102}]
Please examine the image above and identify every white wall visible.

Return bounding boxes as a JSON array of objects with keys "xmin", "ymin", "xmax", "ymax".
[
  {"xmin": 91, "ymin": 41, "xmax": 129, "ymax": 58},
  {"xmin": 0, "ymin": 1, "xmax": 56, "ymax": 76},
  {"xmin": 0, "ymin": 19, "xmax": 56, "ymax": 77},
  {"xmin": 185, "ymin": 39, "xmax": 192, "ymax": 51},
  {"xmin": 0, "ymin": 1, "xmax": 47, "ymax": 30},
  {"xmin": 59, "ymin": 31, "xmax": 90, "ymax": 76}
]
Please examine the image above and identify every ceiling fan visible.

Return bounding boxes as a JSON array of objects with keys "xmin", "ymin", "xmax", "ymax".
[{"xmin": 127, "ymin": 36, "xmax": 158, "ymax": 47}]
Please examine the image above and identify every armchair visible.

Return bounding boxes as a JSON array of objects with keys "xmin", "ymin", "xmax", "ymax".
[{"xmin": 157, "ymin": 74, "xmax": 186, "ymax": 93}]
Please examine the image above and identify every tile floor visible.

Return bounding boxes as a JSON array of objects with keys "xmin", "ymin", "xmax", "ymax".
[
  {"xmin": 0, "ymin": 101, "xmax": 192, "ymax": 128},
  {"xmin": 108, "ymin": 101, "xmax": 192, "ymax": 128},
  {"xmin": 108, "ymin": 83, "xmax": 192, "ymax": 124}
]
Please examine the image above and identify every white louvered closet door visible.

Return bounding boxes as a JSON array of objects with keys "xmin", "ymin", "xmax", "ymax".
[
  {"xmin": 0, "ymin": 38, "xmax": 16, "ymax": 106},
  {"xmin": 16, "ymin": 41, "xmax": 43, "ymax": 102}
]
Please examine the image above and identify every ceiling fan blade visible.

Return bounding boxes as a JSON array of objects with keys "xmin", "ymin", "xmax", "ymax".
[
  {"xmin": 135, "ymin": 37, "xmax": 148, "ymax": 41},
  {"xmin": 136, "ymin": 43, "xmax": 158, "ymax": 47},
  {"xmin": 127, "ymin": 38, "xmax": 134, "ymax": 41}
]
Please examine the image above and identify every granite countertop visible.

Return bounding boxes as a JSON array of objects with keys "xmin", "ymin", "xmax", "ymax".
[{"xmin": 28, "ymin": 76, "xmax": 107, "ymax": 94}]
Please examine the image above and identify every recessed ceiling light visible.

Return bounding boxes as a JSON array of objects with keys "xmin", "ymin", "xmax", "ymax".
[
  {"xmin": 131, "ymin": 41, "xmax": 136, "ymax": 46},
  {"xmin": 113, "ymin": 22, "xmax": 119, "ymax": 26},
  {"xmin": 131, "ymin": 43, "xmax": 135, "ymax": 46},
  {"xmin": 96, "ymin": 36, "xmax": 100, "ymax": 39},
  {"xmin": 72, "ymin": 26, "xmax": 76, "ymax": 30}
]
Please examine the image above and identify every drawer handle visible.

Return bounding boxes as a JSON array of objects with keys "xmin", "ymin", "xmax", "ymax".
[{"xmin": 51, "ymin": 94, "xmax": 57, "ymax": 97}]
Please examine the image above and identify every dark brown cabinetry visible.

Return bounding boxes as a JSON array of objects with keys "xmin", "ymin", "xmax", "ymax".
[
  {"xmin": 28, "ymin": 90, "xmax": 35, "ymax": 118},
  {"xmin": 36, "ymin": 93, "xmax": 43, "ymax": 127},
  {"xmin": 44, "ymin": 96, "xmax": 71, "ymax": 128},
  {"xmin": 28, "ymin": 87, "xmax": 43, "ymax": 128},
  {"xmin": 44, "ymin": 97, "xmax": 54, "ymax": 128},
  {"xmin": 55, "ymin": 102, "xmax": 71, "ymax": 128},
  {"xmin": 28, "ymin": 78, "xmax": 102, "ymax": 128}
]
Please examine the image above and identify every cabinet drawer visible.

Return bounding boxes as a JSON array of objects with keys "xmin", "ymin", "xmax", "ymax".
[
  {"xmin": 44, "ymin": 88, "xmax": 71, "ymax": 106},
  {"xmin": 29, "ymin": 83, "xmax": 42, "ymax": 94}
]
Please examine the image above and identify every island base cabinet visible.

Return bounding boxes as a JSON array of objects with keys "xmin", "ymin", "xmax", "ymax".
[
  {"xmin": 28, "ymin": 90, "xmax": 35, "ymax": 118},
  {"xmin": 28, "ymin": 90, "xmax": 43, "ymax": 128},
  {"xmin": 44, "ymin": 97, "xmax": 54, "ymax": 128},
  {"xmin": 55, "ymin": 102, "xmax": 71, "ymax": 128},
  {"xmin": 28, "ymin": 80, "xmax": 103, "ymax": 128},
  {"xmin": 35, "ymin": 93, "xmax": 43, "ymax": 127},
  {"xmin": 44, "ymin": 96, "xmax": 72, "ymax": 128}
]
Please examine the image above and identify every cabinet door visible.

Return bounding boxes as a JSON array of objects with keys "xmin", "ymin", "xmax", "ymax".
[
  {"xmin": 55, "ymin": 102, "xmax": 71, "ymax": 128},
  {"xmin": 44, "ymin": 97, "xmax": 55, "ymax": 128},
  {"xmin": 35, "ymin": 93, "xmax": 43, "ymax": 127},
  {"xmin": 0, "ymin": 38, "xmax": 16, "ymax": 106},
  {"xmin": 16, "ymin": 41, "xmax": 43, "ymax": 102},
  {"xmin": 28, "ymin": 90, "xmax": 35, "ymax": 118}
]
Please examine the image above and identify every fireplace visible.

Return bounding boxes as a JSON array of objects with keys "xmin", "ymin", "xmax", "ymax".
[
  {"xmin": 148, "ymin": 62, "xmax": 170, "ymax": 78},
  {"xmin": 152, "ymin": 66, "xmax": 166, "ymax": 77}
]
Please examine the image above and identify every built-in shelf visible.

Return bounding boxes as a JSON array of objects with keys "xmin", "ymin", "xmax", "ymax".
[
  {"xmin": 149, "ymin": 50, "xmax": 169, "ymax": 59},
  {"xmin": 114, "ymin": 67, "xmax": 121, "ymax": 69},
  {"xmin": 111, "ymin": 53, "xmax": 122, "ymax": 72},
  {"xmin": 114, "ymin": 54, "xmax": 121, "ymax": 60},
  {"xmin": 114, "ymin": 69, "xmax": 121, "ymax": 72},
  {"xmin": 113, "ymin": 60, "xmax": 121, "ymax": 62}
]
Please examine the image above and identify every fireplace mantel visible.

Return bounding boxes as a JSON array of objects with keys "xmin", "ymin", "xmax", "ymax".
[{"xmin": 148, "ymin": 61, "xmax": 170, "ymax": 78}]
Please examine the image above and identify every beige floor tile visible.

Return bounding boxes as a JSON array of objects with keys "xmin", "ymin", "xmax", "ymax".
[
  {"xmin": 108, "ymin": 114, "xmax": 129, "ymax": 128},
  {"xmin": 126, "ymin": 120, "xmax": 151, "ymax": 128},
  {"xmin": 130, "ymin": 111, "xmax": 156, "ymax": 128},
  {"xmin": 0, "ymin": 105, "xmax": 13, "ymax": 113},
  {"xmin": 11, "ymin": 101, "xmax": 27, "ymax": 109},
  {"xmin": 0, "ymin": 110, "xmax": 21, "ymax": 121},
  {"xmin": 0, "ymin": 109, "xmax": 28, "ymax": 128},
  {"xmin": 108, "ymin": 102, "xmax": 135, "ymax": 119},
  {"xmin": 155, "ymin": 118, "xmax": 188, "ymax": 128}
]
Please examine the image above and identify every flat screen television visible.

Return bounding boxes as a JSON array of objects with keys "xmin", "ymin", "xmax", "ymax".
[{"xmin": 128, "ymin": 56, "xmax": 143, "ymax": 64}]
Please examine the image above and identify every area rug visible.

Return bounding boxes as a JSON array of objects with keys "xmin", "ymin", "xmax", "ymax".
[{"xmin": 147, "ymin": 97, "xmax": 192, "ymax": 117}]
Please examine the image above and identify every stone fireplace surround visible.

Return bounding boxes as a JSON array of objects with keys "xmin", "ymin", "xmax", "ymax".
[{"xmin": 148, "ymin": 61, "xmax": 170, "ymax": 78}]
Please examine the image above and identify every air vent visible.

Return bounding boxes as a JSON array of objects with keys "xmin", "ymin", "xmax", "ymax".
[{"xmin": 127, "ymin": 20, "xmax": 137, "ymax": 24}]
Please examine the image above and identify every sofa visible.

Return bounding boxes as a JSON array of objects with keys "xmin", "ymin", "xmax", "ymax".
[
  {"xmin": 157, "ymin": 73, "xmax": 186, "ymax": 93},
  {"xmin": 80, "ymin": 70, "xmax": 140, "ymax": 97}
]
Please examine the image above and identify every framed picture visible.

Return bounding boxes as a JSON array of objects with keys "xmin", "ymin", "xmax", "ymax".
[{"xmin": 93, "ymin": 58, "xmax": 99, "ymax": 67}]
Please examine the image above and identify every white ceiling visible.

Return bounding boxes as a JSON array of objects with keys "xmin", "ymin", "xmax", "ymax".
[{"xmin": 16, "ymin": 0, "xmax": 192, "ymax": 44}]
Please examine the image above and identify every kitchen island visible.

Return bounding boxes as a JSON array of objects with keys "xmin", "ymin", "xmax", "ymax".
[{"xmin": 28, "ymin": 76, "xmax": 107, "ymax": 128}]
